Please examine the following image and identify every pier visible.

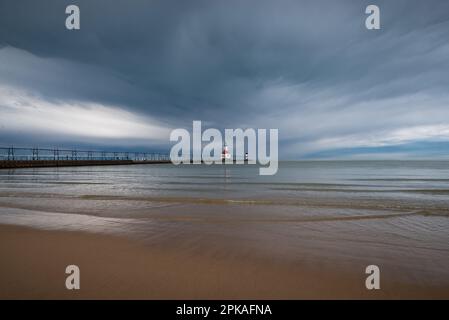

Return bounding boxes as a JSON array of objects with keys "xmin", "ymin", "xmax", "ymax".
[{"xmin": 0, "ymin": 146, "xmax": 170, "ymax": 169}]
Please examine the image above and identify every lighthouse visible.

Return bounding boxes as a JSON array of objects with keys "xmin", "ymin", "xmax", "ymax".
[{"xmin": 221, "ymin": 143, "xmax": 231, "ymax": 160}]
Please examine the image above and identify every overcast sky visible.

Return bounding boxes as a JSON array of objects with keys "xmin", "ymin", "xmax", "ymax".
[{"xmin": 1, "ymin": 0, "xmax": 449, "ymax": 158}]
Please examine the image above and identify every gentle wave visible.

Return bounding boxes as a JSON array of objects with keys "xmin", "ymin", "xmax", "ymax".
[
  {"xmin": 2, "ymin": 190, "xmax": 449, "ymax": 214},
  {"xmin": 270, "ymin": 187, "xmax": 449, "ymax": 195},
  {"xmin": 350, "ymin": 178, "xmax": 449, "ymax": 182},
  {"xmin": 71, "ymin": 194, "xmax": 449, "ymax": 215}
]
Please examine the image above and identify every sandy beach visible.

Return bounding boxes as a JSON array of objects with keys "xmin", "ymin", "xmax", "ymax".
[{"xmin": 1, "ymin": 223, "xmax": 448, "ymax": 299}]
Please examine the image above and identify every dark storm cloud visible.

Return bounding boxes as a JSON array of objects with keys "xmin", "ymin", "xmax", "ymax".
[{"xmin": 0, "ymin": 0, "xmax": 449, "ymax": 157}]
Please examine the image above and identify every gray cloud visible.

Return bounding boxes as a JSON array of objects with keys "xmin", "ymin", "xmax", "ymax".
[{"xmin": 0, "ymin": 0, "xmax": 449, "ymax": 157}]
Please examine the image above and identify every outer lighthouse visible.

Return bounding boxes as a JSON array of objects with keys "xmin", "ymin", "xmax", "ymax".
[{"xmin": 221, "ymin": 143, "xmax": 231, "ymax": 160}]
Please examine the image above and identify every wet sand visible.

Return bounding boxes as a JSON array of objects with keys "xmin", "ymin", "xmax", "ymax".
[{"xmin": 1, "ymin": 224, "xmax": 448, "ymax": 299}]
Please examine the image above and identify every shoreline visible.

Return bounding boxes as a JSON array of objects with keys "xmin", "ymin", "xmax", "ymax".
[{"xmin": 1, "ymin": 224, "xmax": 448, "ymax": 299}]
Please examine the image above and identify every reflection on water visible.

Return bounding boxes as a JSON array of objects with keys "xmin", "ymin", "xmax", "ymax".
[{"xmin": 1, "ymin": 161, "xmax": 449, "ymax": 284}]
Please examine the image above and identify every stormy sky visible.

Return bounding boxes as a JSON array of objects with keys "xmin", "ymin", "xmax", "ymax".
[{"xmin": 1, "ymin": 0, "xmax": 449, "ymax": 159}]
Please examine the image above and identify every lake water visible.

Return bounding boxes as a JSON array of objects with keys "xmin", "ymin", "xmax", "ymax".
[{"xmin": 1, "ymin": 161, "xmax": 449, "ymax": 286}]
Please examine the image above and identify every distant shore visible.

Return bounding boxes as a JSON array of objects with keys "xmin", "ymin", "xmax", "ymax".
[{"xmin": 1, "ymin": 224, "xmax": 448, "ymax": 299}]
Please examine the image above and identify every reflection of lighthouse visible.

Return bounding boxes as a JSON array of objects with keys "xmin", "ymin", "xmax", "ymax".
[{"xmin": 221, "ymin": 143, "xmax": 231, "ymax": 160}]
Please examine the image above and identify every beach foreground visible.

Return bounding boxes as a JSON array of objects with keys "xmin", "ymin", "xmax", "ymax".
[
  {"xmin": 1, "ymin": 224, "xmax": 448, "ymax": 299},
  {"xmin": 1, "ymin": 162, "xmax": 449, "ymax": 299}
]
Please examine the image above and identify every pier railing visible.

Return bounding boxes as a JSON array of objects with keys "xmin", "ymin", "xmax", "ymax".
[{"xmin": 0, "ymin": 146, "xmax": 170, "ymax": 162}]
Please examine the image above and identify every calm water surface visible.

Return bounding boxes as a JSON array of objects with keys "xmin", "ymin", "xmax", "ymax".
[{"xmin": 1, "ymin": 161, "xmax": 449, "ymax": 285}]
